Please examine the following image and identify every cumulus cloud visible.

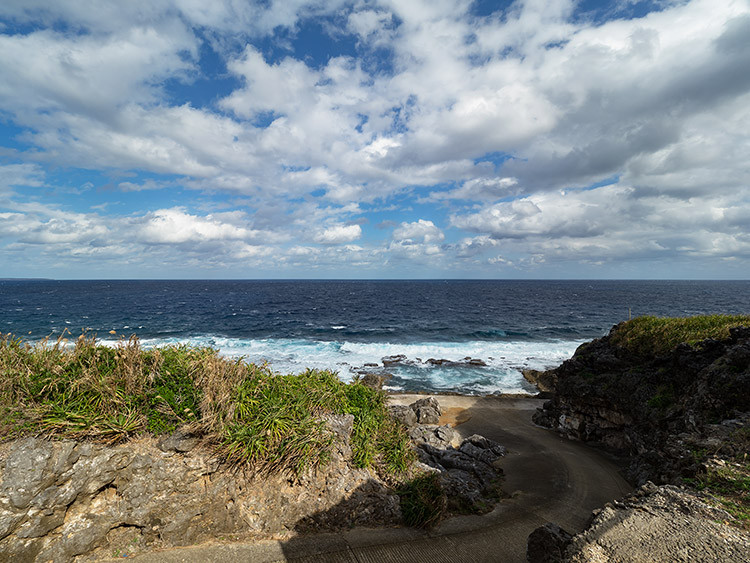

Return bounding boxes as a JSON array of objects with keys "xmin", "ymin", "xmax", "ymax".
[
  {"xmin": 392, "ymin": 219, "xmax": 444, "ymax": 244},
  {"xmin": 1, "ymin": 0, "xmax": 749, "ymax": 277},
  {"xmin": 313, "ymin": 224, "xmax": 362, "ymax": 245}
]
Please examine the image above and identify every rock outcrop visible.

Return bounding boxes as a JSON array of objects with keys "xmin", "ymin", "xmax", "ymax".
[
  {"xmin": 390, "ymin": 397, "xmax": 506, "ymax": 513},
  {"xmin": 527, "ymin": 483, "xmax": 750, "ymax": 563},
  {"xmin": 0, "ymin": 416, "xmax": 399, "ymax": 562},
  {"xmin": 0, "ymin": 395, "xmax": 506, "ymax": 561},
  {"xmin": 527, "ymin": 322, "xmax": 750, "ymax": 561},
  {"xmin": 531, "ymin": 324, "xmax": 750, "ymax": 484}
]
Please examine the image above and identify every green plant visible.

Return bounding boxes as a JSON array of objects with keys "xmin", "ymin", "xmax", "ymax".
[
  {"xmin": 398, "ymin": 472, "xmax": 447, "ymax": 528},
  {"xmin": 0, "ymin": 334, "xmax": 414, "ymax": 478},
  {"xmin": 689, "ymin": 461, "xmax": 750, "ymax": 528},
  {"xmin": 647, "ymin": 384, "xmax": 675, "ymax": 410},
  {"xmin": 611, "ymin": 315, "xmax": 750, "ymax": 356}
]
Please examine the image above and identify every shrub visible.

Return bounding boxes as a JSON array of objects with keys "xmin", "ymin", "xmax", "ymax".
[{"xmin": 397, "ymin": 472, "xmax": 447, "ymax": 528}]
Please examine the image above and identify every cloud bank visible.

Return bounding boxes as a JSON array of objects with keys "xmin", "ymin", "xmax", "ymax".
[{"xmin": 0, "ymin": 0, "xmax": 748, "ymax": 278}]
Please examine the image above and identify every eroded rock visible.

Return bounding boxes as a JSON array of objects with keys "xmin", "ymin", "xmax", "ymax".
[{"xmin": 0, "ymin": 418, "xmax": 399, "ymax": 561}]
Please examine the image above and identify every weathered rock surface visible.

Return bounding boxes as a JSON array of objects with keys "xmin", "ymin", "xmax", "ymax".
[
  {"xmin": 0, "ymin": 415, "xmax": 399, "ymax": 562},
  {"xmin": 387, "ymin": 404, "xmax": 417, "ymax": 428},
  {"xmin": 532, "ymin": 324, "xmax": 750, "ymax": 485},
  {"xmin": 527, "ymin": 323, "xmax": 750, "ymax": 561},
  {"xmin": 400, "ymin": 397, "xmax": 505, "ymax": 513},
  {"xmin": 528, "ymin": 483, "xmax": 750, "ymax": 562},
  {"xmin": 526, "ymin": 523, "xmax": 572, "ymax": 563}
]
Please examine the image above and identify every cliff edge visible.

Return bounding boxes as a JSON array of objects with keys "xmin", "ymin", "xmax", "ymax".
[{"xmin": 527, "ymin": 316, "xmax": 749, "ymax": 562}]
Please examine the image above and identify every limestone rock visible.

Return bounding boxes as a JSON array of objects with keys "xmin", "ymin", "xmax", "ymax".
[
  {"xmin": 388, "ymin": 404, "xmax": 417, "ymax": 428},
  {"xmin": 563, "ymin": 484, "xmax": 750, "ymax": 562},
  {"xmin": 157, "ymin": 430, "xmax": 199, "ymax": 453},
  {"xmin": 410, "ymin": 397, "xmax": 442, "ymax": 424},
  {"xmin": 0, "ymin": 421, "xmax": 398, "ymax": 561}
]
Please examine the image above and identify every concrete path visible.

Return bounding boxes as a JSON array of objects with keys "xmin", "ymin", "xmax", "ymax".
[{"xmin": 119, "ymin": 395, "xmax": 632, "ymax": 563}]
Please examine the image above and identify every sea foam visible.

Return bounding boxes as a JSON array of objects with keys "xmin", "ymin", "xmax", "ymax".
[{"xmin": 122, "ymin": 335, "xmax": 584, "ymax": 395}]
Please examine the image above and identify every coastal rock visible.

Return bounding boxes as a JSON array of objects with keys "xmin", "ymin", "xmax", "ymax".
[
  {"xmin": 397, "ymin": 397, "xmax": 505, "ymax": 515},
  {"xmin": 425, "ymin": 357, "xmax": 488, "ymax": 367},
  {"xmin": 522, "ymin": 369, "xmax": 556, "ymax": 393},
  {"xmin": 382, "ymin": 354, "xmax": 408, "ymax": 366},
  {"xmin": 388, "ymin": 404, "xmax": 417, "ymax": 428},
  {"xmin": 531, "ymin": 323, "xmax": 750, "ymax": 484},
  {"xmin": 410, "ymin": 397, "xmax": 442, "ymax": 424},
  {"xmin": 0, "ymin": 420, "xmax": 399, "ymax": 561},
  {"xmin": 409, "ymin": 425, "xmax": 455, "ymax": 448},
  {"xmin": 358, "ymin": 373, "xmax": 391, "ymax": 390},
  {"xmin": 413, "ymin": 405, "xmax": 440, "ymax": 424},
  {"xmin": 462, "ymin": 434, "xmax": 507, "ymax": 457},
  {"xmin": 561, "ymin": 484, "xmax": 749, "ymax": 562},
  {"xmin": 526, "ymin": 523, "xmax": 572, "ymax": 563}
]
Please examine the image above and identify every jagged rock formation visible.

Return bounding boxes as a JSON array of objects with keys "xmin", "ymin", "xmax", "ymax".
[
  {"xmin": 0, "ymin": 396, "xmax": 504, "ymax": 561},
  {"xmin": 530, "ymin": 324, "xmax": 750, "ymax": 484},
  {"xmin": 390, "ymin": 397, "xmax": 506, "ymax": 513},
  {"xmin": 527, "ymin": 322, "xmax": 750, "ymax": 561},
  {"xmin": 0, "ymin": 416, "xmax": 399, "ymax": 562},
  {"xmin": 528, "ymin": 483, "xmax": 750, "ymax": 563}
]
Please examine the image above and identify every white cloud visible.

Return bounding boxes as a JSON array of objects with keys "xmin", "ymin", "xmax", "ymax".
[
  {"xmin": 1, "ymin": 0, "xmax": 749, "ymax": 277},
  {"xmin": 392, "ymin": 219, "xmax": 444, "ymax": 243},
  {"xmin": 313, "ymin": 224, "xmax": 362, "ymax": 245},
  {"xmin": 0, "ymin": 163, "xmax": 45, "ymax": 194}
]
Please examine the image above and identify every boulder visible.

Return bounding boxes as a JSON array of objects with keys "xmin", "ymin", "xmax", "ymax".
[
  {"xmin": 526, "ymin": 523, "xmax": 572, "ymax": 563},
  {"xmin": 388, "ymin": 404, "xmax": 418, "ymax": 428},
  {"xmin": 358, "ymin": 373, "xmax": 391, "ymax": 390},
  {"xmin": 410, "ymin": 397, "xmax": 442, "ymax": 424},
  {"xmin": 409, "ymin": 425, "xmax": 455, "ymax": 448}
]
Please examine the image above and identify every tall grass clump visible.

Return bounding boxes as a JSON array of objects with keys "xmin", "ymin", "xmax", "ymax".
[
  {"xmin": 0, "ymin": 333, "xmax": 413, "ymax": 477},
  {"xmin": 611, "ymin": 315, "xmax": 750, "ymax": 356}
]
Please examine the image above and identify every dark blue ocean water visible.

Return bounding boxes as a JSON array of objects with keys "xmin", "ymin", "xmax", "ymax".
[{"xmin": 2, "ymin": 280, "xmax": 749, "ymax": 394}]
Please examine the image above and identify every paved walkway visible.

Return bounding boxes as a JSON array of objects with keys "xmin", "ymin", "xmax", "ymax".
[{"xmin": 118, "ymin": 396, "xmax": 632, "ymax": 563}]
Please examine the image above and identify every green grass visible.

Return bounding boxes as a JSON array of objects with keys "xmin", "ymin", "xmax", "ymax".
[
  {"xmin": 0, "ymin": 333, "xmax": 414, "ymax": 477},
  {"xmin": 688, "ymin": 461, "xmax": 750, "ymax": 529},
  {"xmin": 397, "ymin": 472, "xmax": 447, "ymax": 528},
  {"xmin": 610, "ymin": 315, "xmax": 750, "ymax": 356}
]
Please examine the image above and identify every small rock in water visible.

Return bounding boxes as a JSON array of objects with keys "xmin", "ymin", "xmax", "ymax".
[{"xmin": 382, "ymin": 354, "xmax": 408, "ymax": 366}]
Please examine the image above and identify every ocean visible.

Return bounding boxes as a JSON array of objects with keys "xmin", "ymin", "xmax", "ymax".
[{"xmin": 2, "ymin": 280, "xmax": 749, "ymax": 395}]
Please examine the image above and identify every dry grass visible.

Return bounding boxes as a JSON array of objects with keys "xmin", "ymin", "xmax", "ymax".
[{"xmin": 0, "ymin": 333, "xmax": 414, "ymax": 476}]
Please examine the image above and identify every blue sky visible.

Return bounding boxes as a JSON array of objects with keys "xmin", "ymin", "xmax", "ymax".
[{"xmin": 0, "ymin": 0, "xmax": 749, "ymax": 279}]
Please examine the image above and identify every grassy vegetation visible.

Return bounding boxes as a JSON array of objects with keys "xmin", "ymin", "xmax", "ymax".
[
  {"xmin": 611, "ymin": 314, "xmax": 750, "ymax": 356},
  {"xmin": 0, "ymin": 333, "xmax": 414, "ymax": 478},
  {"xmin": 688, "ymin": 460, "xmax": 750, "ymax": 529},
  {"xmin": 397, "ymin": 472, "xmax": 447, "ymax": 528}
]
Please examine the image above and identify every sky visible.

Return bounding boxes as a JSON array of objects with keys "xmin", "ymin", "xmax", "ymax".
[{"xmin": 0, "ymin": 0, "xmax": 749, "ymax": 280}]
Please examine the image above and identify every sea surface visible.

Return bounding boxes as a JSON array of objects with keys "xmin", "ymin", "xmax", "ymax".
[{"xmin": 2, "ymin": 280, "xmax": 749, "ymax": 395}]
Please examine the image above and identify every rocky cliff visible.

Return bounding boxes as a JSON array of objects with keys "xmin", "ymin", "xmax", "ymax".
[
  {"xmin": 0, "ymin": 415, "xmax": 403, "ymax": 562},
  {"xmin": 527, "ymin": 319, "xmax": 750, "ymax": 562},
  {"xmin": 530, "ymin": 323, "xmax": 750, "ymax": 485}
]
